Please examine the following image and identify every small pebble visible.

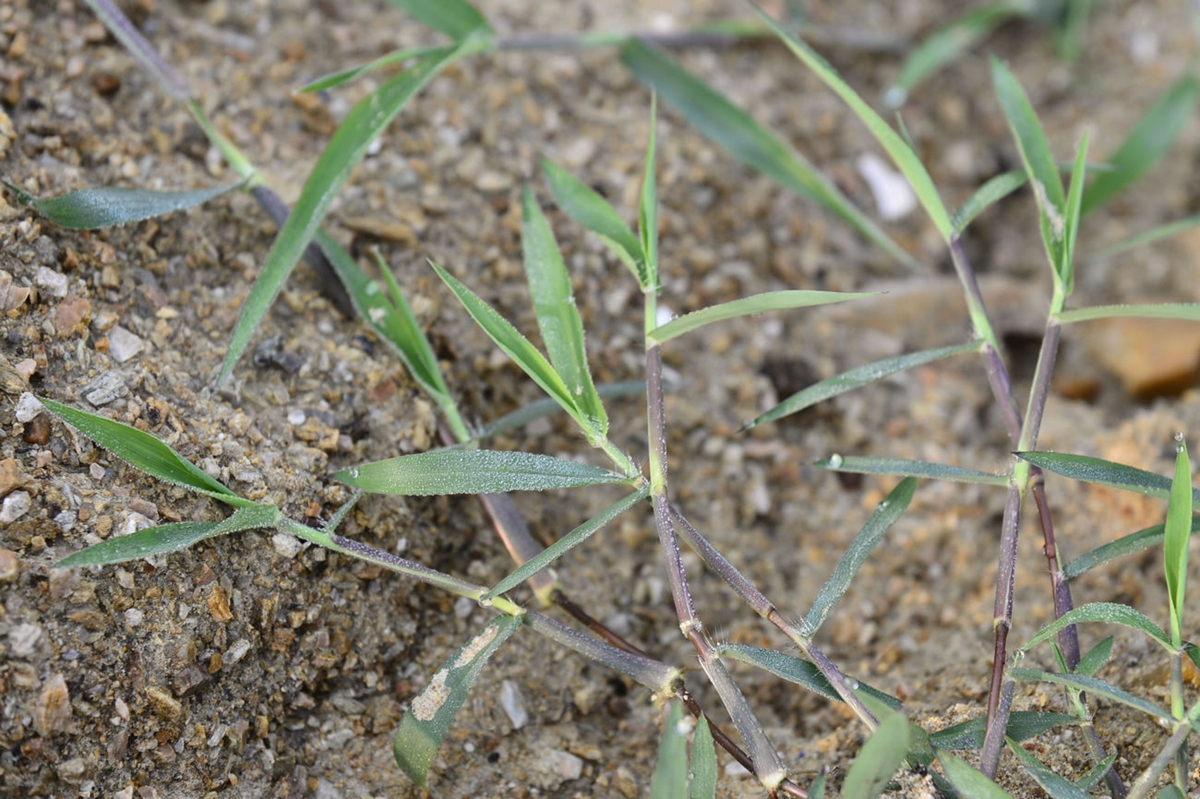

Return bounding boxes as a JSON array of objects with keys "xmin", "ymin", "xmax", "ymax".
[
  {"xmin": 145, "ymin": 686, "xmax": 184, "ymax": 723},
  {"xmin": 540, "ymin": 749, "xmax": 583, "ymax": 780},
  {"xmin": 224, "ymin": 639, "xmax": 251, "ymax": 665},
  {"xmin": 82, "ymin": 372, "xmax": 128, "ymax": 406},
  {"xmin": 474, "ymin": 170, "xmax": 513, "ymax": 192},
  {"xmin": 36, "ymin": 674, "xmax": 73, "ymax": 735},
  {"xmin": 0, "ymin": 458, "xmax": 24, "ymax": 495},
  {"xmin": 10, "ymin": 622, "xmax": 43, "ymax": 657},
  {"xmin": 23, "ymin": 414, "xmax": 51, "ymax": 444},
  {"xmin": 54, "ymin": 295, "xmax": 92, "ymax": 337},
  {"xmin": 856, "ymin": 152, "xmax": 916, "ymax": 221},
  {"xmin": 499, "ymin": 680, "xmax": 528, "ymax": 729},
  {"xmin": 14, "ymin": 392, "xmax": 42, "ymax": 422},
  {"xmin": 0, "ymin": 490, "xmax": 31, "ymax": 523},
  {"xmin": 0, "ymin": 548, "xmax": 18, "ymax": 581},
  {"xmin": 107, "ymin": 326, "xmax": 145, "ymax": 363},
  {"xmin": 35, "ymin": 266, "xmax": 68, "ymax": 297},
  {"xmin": 271, "ymin": 532, "xmax": 303, "ymax": 558}
]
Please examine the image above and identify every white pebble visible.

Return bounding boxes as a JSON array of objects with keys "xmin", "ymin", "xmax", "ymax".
[
  {"xmin": 271, "ymin": 532, "xmax": 303, "ymax": 559},
  {"xmin": 35, "ymin": 266, "xmax": 69, "ymax": 297},
  {"xmin": 9, "ymin": 622, "xmax": 43, "ymax": 657},
  {"xmin": 856, "ymin": 152, "xmax": 917, "ymax": 221},
  {"xmin": 541, "ymin": 749, "xmax": 583, "ymax": 780},
  {"xmin": 0, "ymin": 490, "xmax": 31, "ymax": 523},
  {"xmin": 499, "ymin": 679, "xmax": 529, "ymax": 729},
  {"xmin": 107, "ymin": 326, "xmax": 145, "ymax": 363},
  {"xmin": 15, "ymin": 392, "xmax": 42, "ymax": 423}
]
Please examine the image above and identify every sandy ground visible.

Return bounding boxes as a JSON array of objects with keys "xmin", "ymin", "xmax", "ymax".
[{"xmin": 3, "ymin": 0, "xmax": 1200, "ymax": 796}]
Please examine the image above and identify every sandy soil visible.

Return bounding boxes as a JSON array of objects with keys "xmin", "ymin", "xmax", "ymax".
[{"xmin": 3, "ymin": 0, "xmax": 1200, "ymax": 796}]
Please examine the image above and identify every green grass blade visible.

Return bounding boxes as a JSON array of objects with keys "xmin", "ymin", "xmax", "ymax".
[
  {"xmin": 478, "ymin": 381, "xmax": 646, "ymax": 441},
  {"xmin": 1008, "ymin": 669, "xmax": 1172, "ymax": 722},
  {"xmin": 1093, "ymin": 215, "xmax": 1200, "ymax": 258},
  {"xmin": 939, "ymin": 753, "xmax": 1017, "ymax": 798},
  {"xmin": 540, "ymin": 157, "xmax": 645, "ymax": 286},
  {"xmin": 521, "ymin": 184, "xmax": 607, "ymax": 439},
  {"xmin": 38, "ymin": 398, "xmax": 252, "ymax": 507},
  {"xmin": 649, "ymin": 701, "xmax": 687, "ymax": 799},
  {"xmin": 483, "ymin": 486, "xmax": 649, "ymax": 600},
  {"xmin": 217, "ymin": 46, "xmax": 463, "ymax": 386},
  {"xmin": 1015, "ymin": 602, "xmax": 1172, "ymax": 655},
  {"xmin": 1006, "ymin": 739, "xmax": 1090, "ymax": 799},
  {"xmin": 746, "ymin": 341, "xmax": 981, "ymax": 430},
  {"xmin": 884, "ymin": 3, "xmax": 1024, "ymax": 108},
  {"xmin": 689, "ymin": 714, "xmax": 717, "ymax": 799},
  {"xmin": 812, "ymin": 455, "xmax": 1009, "ymax": 486},
  {"xmin": 3, "ymin": 180, "xmax": 239, "ymax": 229},
  {"xmin": 950, "ymin": 170, "xmax": 1029, "ymax": 235},
  {"xmin": 1056, "ymin": 303, "xmax": 1200, "ymax": 324},
  {"xmin": 807, "ymin": 774, "xmax": 826, "ymax": 799},
  {"xmin": 929, "ymin": 711, "xmax": 1076, "ymax": 751},
  {"xmin": 1077, "ymin": 636, "xmax": 1114, "ymax": 677},
  {"xmin": 841, "ymin": 711, "xmax": 908, "ymax": 799},
  {"xmin": 1165, "ymin": 437, "xmax": 1192, "ymax": 645},
  {"xmin": 717, "ymin": 644, "xmax": 901, "ymax": 709},
  {"xmin": 298, "ymin": 46, "xmax": 444, "ymax": 93},
  {"xmin": 1016, "ymin": 451, "xmax": 1200, "ymax": 504},
  {"xmin": 393, "ymin": 614, "xmax": 521, "ymax": 786},
  {"xmin": 649, "ymin": 290, "xmax": 878, "ymax": 343},
  {"xmin": 990, "ymin": 57, "xmax": 1066, "ymax": 275},
  {"xmin": 803, "ymin": 478, "xmax": 916, "ymax": 636},
  {"xmin": 1063, "ymin": 516, "xmax": 1200, "ymax": 579},
  {"xmin": 639, "ymin": 94, "xmax": 659, "ymax": 289},
  {"xmin": 757, "ymin": 9, "xmax": 953, "ymax": 241},
  {"xmin": 1074, "ymin": 755, "xmax": 1116, "ymax": 792},
  {"xmin": 619, "ymin": 39, "xmax": 924, "ymax": 272},
  {"xmin": 337, "ymin": 449, "xmax": 631, "ymax": 495},
  {"xmin": 383, "ymin": 0, "xmax": 491, "ymax": 39},
  {"xmin": 57, "ymin": 521, "xmax": 218, "ymax": 567},
  {"xmin": 1081, "ymin": 76, "xmax": 1199, "ymax": 215},
  {"xmin": 431, "ymin": 260, "xmax": 580, "ymax": 421},
  {"xmin": 1059, "ymin": 131, "xmax": 1089, "ymax": 295}
]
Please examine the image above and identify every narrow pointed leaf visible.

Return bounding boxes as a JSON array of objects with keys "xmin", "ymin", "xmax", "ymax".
[
  {"xmin": 808, "ymin": 774, "xmax": 826, "ymax": 799},
  {"xmin": 649, "ymin": 290, "xmax": 878, "ymax": 343},
  {"xmin": 337, "ymin": 449, "xmax": 631, "ymax": 495},
  {"xmin": 1074, "ymin": 755, "xmax": 1116, "ymax": 792},
  {"xmin": 522, "ymin": 184, "xmax": 607, "ymax": 438},
  {"xmin": 479, "ymin": 381, "xmax": 646, "ymax": 441},
  {"xmin": 619, "ymin": 39, "xmax": 924, "ymax": 272},
  {"xmin": 4, "ymin": 180, "xmax": 238, "ymax": 229},
  {"xmin": 1056, "ymin": 303, "xmax": 1200, "ymax": 324},
  {"xmin": 747, "ymin": 341, "xmax": 981, "ymax": 429},
  {"xmin": 951, "ymin": 170, "xmax": 1028, "ymax": 235},
  {"xmin": 432, "ymin": 260, "xmax": 581, "ymax": 421},
  {"xmin": 990, "ymin": 58, "xmax": 1066, "ymax": 273},
  {"xmin": 885, "ymin": 3, "xmax": 1022, "ymax": 108},
  {"xmin": 812, "ymin": 455, "xmax": 1009, "ymax": 486},
  {"xmin": 1093, "ymin": 215, "xmax": 1200, "ymax": 258},
  {"xmin": 717, "ymin": 644, "xmax": 901, "ymax": 709},
  {"xmin": 218, "ymin": 46, "xmax": 463, "ymax": 386},
  {"xmin": 1077, "ymin": 636, "xmax": 1114, "ymax": 677},
  {"xmin": 540, "ymin": 157, "xmax": 645, "ymax": 285},
  {"xmin": 383, "ymin": 0, "xmax": 490, "ymax": 40},
  {"xmin": 1008, "ymin": 668, "xmax": 1173, "ymax": 722},
  {"xmin": 1063, "ymin": 516, "xmax": 1200, "ymax": 579},
  {"xmin": 649, "ymin": 701, "xmax": 687, "ymax": 799},
  {"xmin": 1016, "ymin": 451, "xmax": 1200, "ymax": 504},
  {"xmin": 841, "ymin": 711, "xmax": 907, "ymax": 799},
  {"xmin": 929, "ymin": 711, "xmax": 1076, "ymax": 751},
  {"xmin": 1081, "ymin": 76, "xmax": 1199, "ymax": 215},
  {"xmin": 1006, "ymin": 739, "xmax": 1091, "ymax": 799},
  {"xmin": 1059, "ymin": 131, "xmax": 1089, "ymax": 294},
  {"xmin": 640, "ymin": 94, "xmax": 660, "ymax": 288},
  {"xmin": 757, "ymin": 9, "xmax": 953, "ymax": 241},
  {"xmin": 803, "ymin": 478, "xmax": 916, "ymax": 635},
  {"xmin": 484, "ymin": 486, "xmax": 649, "ymax": 600},
  {"xmin": 689, "ymin": 714, "xmax": 717, "ymax": 799},
  {"xmin": 38, "ymin": 398, "xmax": 252, "ymax": 506},
  {"xmin": 393, "ymin": 614, "xmax": 521, "ymax": 786},
  {"xmin": 939, "ymin": 753, "xmax": 1017, "ymax": 798},
  {"xmin": 298, "ymin": 46, "xmax": 442, "ymax": 93},
  {"xmin": 1165, "ymin": 437, "xmax": 1191, "ymax": 644},
  {"xmin": 1016, "ymin": 602, "xmax": 1171, "ymax": 655}
]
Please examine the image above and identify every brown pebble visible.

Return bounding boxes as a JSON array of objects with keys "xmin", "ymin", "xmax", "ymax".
[
  {"xmin": 146, "ymin": 686, "xmax": 184, "ymax": 723},
  {"xmin": 23, "ymin": 413, "xmax": 50, "ymax": 444},
  {"xmin": 1079, "ymin": 317, "xmax": 1200, "ymax": 399},
  {"xmin": 35, "ymin": 674, "xmax": 73, "ymax": 735},
  {"xmin": 90, "ymin": 71, "xmax": 121, "ymax": 96},
  {"xmin": 66, "ymin": 607, "xmax": 109, "ymax": 630},
  {"xmin": 54, "ymin": 296, "xmax": 91, "ymax": 338},
  {"xmin": 206, "ymin": 584, "xmax": 234, "ymax": 622},
  {"xmin": 0, "ymin": 458, "xmax": 23, "ymax": 496},
  {"xmin": 0, "ymin": 548, "xmax": 18, "ymax": 581},
  {"xmin": 171, "ymin": 664, "xmax": 211, "ymax": 698}
]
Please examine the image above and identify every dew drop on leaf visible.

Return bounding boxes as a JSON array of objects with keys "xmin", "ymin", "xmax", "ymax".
[
  {"xmin": 828, "ymin": 453, "xmax": 844, "ymax": 468},
  {"xmin": 477, "ymin": 596, "xmax": 493, "ymax": 609},
  {"xmin": 349, "ymin": 467, "xmax": 359, "ymax": 479}
]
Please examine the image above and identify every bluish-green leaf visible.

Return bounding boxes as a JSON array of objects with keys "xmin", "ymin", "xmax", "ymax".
[
  {"xmin": 1081, "ymin": 76, "xmax": 1199, "ymax": 215},
  {"xmin": 746, "ymin": 341, "xmax": 981, "ymax": 430},
  {"xmin": 393, "ymin": 614, "xmax": 521, "ymax": 786},
  {"xmin": 1165, "ymin": 437, "xmax": 1192, "ymax": 646},
  {"xmin": 1063, "ymin": 516, "xmax": 1200, "ymax": 579},
  {"xmin": 1016, "ymin": 602, "xmax": 1172, "ymax": 655},
  {"xmin": 1056, "ymin": 303, "xmax": 1200, "ymax": 324},
  {"xmin": 218, "ymin": 46, "xmax": 466, "ymax": 386},
  {"xmin": 483, "ymin": 486, "xmax": 649, "ymax": 600},
  {"xmin": 619, "ymin": 39, "xmax": 924, "ymax": 272},
  {"xmin": 929, "ymin": 711, "xmax": 1076, "ymax": 751},
  {"xmin": 336, "ymin": 449, "xmax": 632, "ymax": 495},
  {"xmin": 950, "ymin": 170, "xmax": 1029, "ymax": 235},
  {"xmin": 522, "ymin": 184, "xmax": 607, "ymax": 439},
  {"xmin": 4, "ymin": 180, "xmax": 238, "ymax": 229},
  {"xmin": 1093, "ymin": 215, "xmax": 1200, "ymax": 259},
  {"xmin": 689, "ymin": 714, "xmax": 717, "ymax": 799},
  {"xmin": 1016, "ymin": 451, "xmax": 1200, "ymax": 504},
  {"xmin": 803, "ymin": 478, "xmax": 916, "ymax": 636},
  {"xmin": 808, "ymin": 773, "xmax": 826, "ymax": 799},
  {"xmin": 758, "ymin": 9, "xmax": 953, "ymax": 241},
  {"xmin": 649, "ymin": 701, "xmax": 687, "ymax": 799},
  {"xmin": 812, "ymin": 454, "xmax": 1009, "ymax": 486},
  {"xmin": 939, "ymin": 753, "xmax": 1017, "ymax": 798},
  {"xmin": 717, "ymin": 644, "xmax": 901, "ymax": 709},
  {"xmin": 1074, "ymin": 754, "xmax": 1117, "ymax": 792},
  {"xmin": 841, "ymin": 711, "xmax": 908, "ymax": 799},
  {"xmin": 1077, "ymin": 636, "xmax": 1114, "ymax": 677},
  {"xmin": 384, "ymin": 0, "xmax": 491, "ymax": 40},
  {"xmin": 540, "ymin": 157, "xmax": 645, "ymax": 286},
  {"xmin": 1006, "ymin": 738, "xmax": 1090, "ymax": 799},
  {"xmin": 39, "ymin": 398, "xmax": 252, "ymax": 507},
  {"xmin": 1009, "ymin": 668, "xmax": 1172, "ymax": 722},
  {"xmin": 639, "ymin": 95, "xmax": 659, "ymax": 289},
  {"xmin": 649, "ymin": 290, "xmax": 878, "ymax": 343},
  {"xmin": 1058, "ymin": 131, "xmax": 1089, "ymax": 295}
]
